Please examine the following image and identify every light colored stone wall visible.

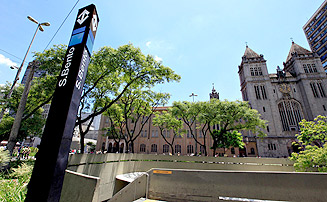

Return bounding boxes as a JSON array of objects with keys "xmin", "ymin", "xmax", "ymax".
[
  {"xmin": 147, "ymin": 168, "xmax": 327, "ymax": 202},
  {"xmin": 64, "ymin": 153, "xmax": 294, "ymax": 201}
]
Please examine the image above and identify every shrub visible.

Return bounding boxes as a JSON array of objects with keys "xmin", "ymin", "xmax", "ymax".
[
  {"xmin": 0, "ymin": 162, "xmax": 33, "ymax": 202},
  {"xmin": 0, "ymin": 148, "xmax": 10, "ymax": 169}
]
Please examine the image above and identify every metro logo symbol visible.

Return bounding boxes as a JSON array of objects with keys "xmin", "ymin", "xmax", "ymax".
[
  {"xmin": 77, "ymin": 9, "xmax": 90, "ymax": 25},
  {"xmin": 92, "ymin": 14, "xmax": 98, "ymax": 32}
]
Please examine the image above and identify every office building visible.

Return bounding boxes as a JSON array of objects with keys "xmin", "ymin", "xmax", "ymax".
[{"xmin": 303, "ymin": 0, "xmax": 327, "ymax": 72}]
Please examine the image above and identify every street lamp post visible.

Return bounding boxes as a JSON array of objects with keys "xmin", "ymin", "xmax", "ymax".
[
  {"xmin": 189, "ymin": 92, "xmax": 198, "ymax": 155},
  {"xmin": 0, "ymin": 66, "xmax": 19, "ymax": 123},
  {"xmin": 6, "ymin": 16, "xmax": 50, "ymax": 154}
]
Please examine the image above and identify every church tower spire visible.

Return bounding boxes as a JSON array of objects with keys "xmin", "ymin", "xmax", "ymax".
[{"xmin": 209, "ymin": 83, "xmax": 219, "ymax": 99}]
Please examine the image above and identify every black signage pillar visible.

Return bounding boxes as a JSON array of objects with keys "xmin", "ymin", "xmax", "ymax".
[{"xmin": 25, "ymin": 4, "xmax": 99, "ymax": 202}]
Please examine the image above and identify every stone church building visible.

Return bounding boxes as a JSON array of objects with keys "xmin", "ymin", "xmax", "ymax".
[{"xmin": 238, "ymin": 42, "xmax": 327, "ymax": 157}]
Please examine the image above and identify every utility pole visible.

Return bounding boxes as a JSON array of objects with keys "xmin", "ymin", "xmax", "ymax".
[{"xmin": 7, "ymin": 17, "xmax": 50, "ymax": 154}]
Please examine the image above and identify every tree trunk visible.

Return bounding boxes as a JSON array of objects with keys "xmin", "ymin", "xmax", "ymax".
[
  {"xmin": 80, "ymin": 133, "xmax": 85, "ymax": 154},
  {"xmin": 203, "ymin": 136, "xmax": 207, "ymax": 156},
  {"xmin": 169, "ymin": 144, "xmax": 174, "ymax": 155},
  {"xmin": 130, "ymin": 140, "xmax": 134, "ymax": 153}
]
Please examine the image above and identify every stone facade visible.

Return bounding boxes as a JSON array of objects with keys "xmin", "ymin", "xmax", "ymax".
[
  {"xmin": 238, "ymin": 42, "xmax": 327, "ymax": 157},
  {"xmin": 96, "ymin": 105, "xmax": 258, "ymax": 157}
]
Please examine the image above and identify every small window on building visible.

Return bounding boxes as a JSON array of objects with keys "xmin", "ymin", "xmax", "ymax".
[
  {"xmin": 260, "ymin": 85, "xmax": 267, "ymax": 99},
  {"xmin": 152, "ymin": 130, "xmax": 158, "ymax": 137},
  {"xmin": 294, "ymin": 88, "xmax": 296, "ymax": 92},
  {"xmin": 254, "ymin": 85, "xmax": 261, "ymax": 100},
  {"xmin": 268, "ymin": 143, "xmax": 276, "ymax": 150},
  {"xmin": 140, "ymin": 144, "xmax": 146, "ymax": 152},
  {"xmin": 307, "ymin": 64, "xmax": 313, "ymax": 73},
  {"xmin": 187, "ymin": 130, "xmax": 192, "ymax": 138},
  {"xmin": 323, "ymin": 105, "xmax": 326, "ymax": 111},
  {"xmin": 250, "ymin": 148, "xmax": 255, "ymax": 154},
  {"xmin": 310, "ymin": 82, "xmax": 320, "ymax": 98},
  {"xmin": 151, "ymin": 144, "xmax": 157, "ymax": 152},
  {"xmin": 263, "ymin": 106, "xmax": 266, "ymax": 112},
  {"xmin": 199, "ymin": 130, "xmax": 203, "ymax": 138},
  {"xmin": 317, "ymin": 82, "xmax": 326, "ymax": 97},
  {"xmin": 187, "ymin": 145, "xmax": 194, "ymax": 154},
  {"xmin": 267, "ymin": 126, "xmax": 270, "ymax": 132},
  {"xmin": 163, "ymin": 144, "xmax": 169, "ymax": 153},
  {"xmin": 175, "ymin": 144, "xmax": 181, "ymax": 153},
  {"xmin": 303, "ymin": 64, "xmax": 309, "ymax": 73},
  {"xmin": 312, "ymin": 64, "xmax": 317, "ymax": 72}
]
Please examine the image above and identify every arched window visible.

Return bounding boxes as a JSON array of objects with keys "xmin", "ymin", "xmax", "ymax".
[
  {"xmin": 140, "ymin": 144, "xmax": 146, "ymax": 152},
  {"xmin": 187, "ymin": 145, "xmax": 194, "ymax": 154},
  {"xmin": 151, "ymin": 144, "xmax": 157, "ymax": 152},
  {"xmin": 278, "ymin": 99, "xmax": 303, "ymax": 131},
  {"xmin": 163, "ymin": 144, "xmax": 169, "ymax": 153},
  {"xmin": 175, "ymin": 144, "xmax": 181, "ymax": 153}
]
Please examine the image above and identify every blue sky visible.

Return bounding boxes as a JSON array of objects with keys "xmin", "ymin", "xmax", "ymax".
[{"xmin": 0, "ymin": 0, "xmax": 324, "ymax": 104}]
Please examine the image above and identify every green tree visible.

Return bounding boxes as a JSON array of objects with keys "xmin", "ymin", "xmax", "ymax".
[
  {"xmin": 104, "ymin": 88, "xmax": 170, "ymax": 153},
  {"xmin": 290, "ymin": 115, "xmax": 327, "ymax": 172},
  {"xmin": 76, "ymin": 44, "xmax": 179, "ymax": 153},
  {"xmin": 152, "ymin": 109, "xmax": 184, "ymax": 155},
  {"xmin": 103, "ymin": 104, "xmax": 125, "ymax": 153},
  {"xmin": 171, "ymin": 101, "xmax": 203, "ymax": 154},
  {"xmin": 10, "ymin": 44, "xmax": 180, "ymax": 153},
  {"xmin": 198, "ymin": 99, "xmax": 266, "ymax": 156},
  {"xmin": 0, "ymin": 84, "xmax": 45, "ymax": 143},
  {"xmin": 0, "ymin": 45, "xmax": 66, "ymax": 147},
  {"xmin": 196, "ymin": 100, "xmax": 221, "ymax": 156}
]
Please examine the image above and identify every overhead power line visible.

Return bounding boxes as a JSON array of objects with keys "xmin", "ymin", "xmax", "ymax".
[
  {"xmin": 0, "ymin": 48, "xmax": 22, "ymax": 61},
  {"xmin": 0, "ymin": 0, "xmax": 80, "ymax": 66},
  {"xmin": 43, "ymin": 0, "xmax": 80, "ymax": 51}
]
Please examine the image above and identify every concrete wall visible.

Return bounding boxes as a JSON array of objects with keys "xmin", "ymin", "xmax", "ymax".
[
  {"xmin": 60, "ymin": 170, "xmax": 100, "ymax": 202},
  {"xmin": 63, "ymin": 153, "xmax": 294, "ymax": 201},
  {"xmin": 109, "ymin": 174, "xmax": 147, "ymax": 202},
  {"xmin": 147, "ymin": 168, "xmax": 327, "ymax": 202}
]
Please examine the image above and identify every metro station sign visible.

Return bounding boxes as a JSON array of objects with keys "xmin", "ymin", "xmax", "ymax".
[{"xmin": 25, "ymin": 4, "xmax": 99, "ymax": 202}]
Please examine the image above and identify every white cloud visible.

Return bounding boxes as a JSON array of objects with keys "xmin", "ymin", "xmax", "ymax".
[
  {"xmin": 0, "ymin": 54, "xmax": 17, "ymax": 67},
  {"xmin": 154, "ymin": 55, "xmax": 163, "ymax": 62},
  {"xmin": 146, "ymin": 41, "xmax": 151, "ymax": 48}
]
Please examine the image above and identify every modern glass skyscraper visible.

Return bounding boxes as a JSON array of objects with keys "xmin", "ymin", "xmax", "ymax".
[{"xmin": 303, "ymin": 0, "xmax": 327, "ymax": 72}]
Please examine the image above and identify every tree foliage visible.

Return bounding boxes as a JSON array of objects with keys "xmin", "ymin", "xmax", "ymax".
[
  {"xmin": 172, "ymin": 99, "xmax": 266, "ymax": 156},
  {"xmin": 104, "ymin": 88, "xmax": 171, "ymax": 153},
  {"xmin": 0, "ymin": 84, "xmax": 45, "ymax": 143},
  {"xmin": 2, "ymin": 43, "xmax": 180, "ymax": 152},
  {"xmin": 290, "ymin": 115, "xmax": 327, "ymax": 172},
  {"xmin": 171, "ymin": 101, "xmax": 204, "ymax": 154},
  {"xmin": 152, "ymin": 109, "xmax": 184, "ymax": 155}
]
